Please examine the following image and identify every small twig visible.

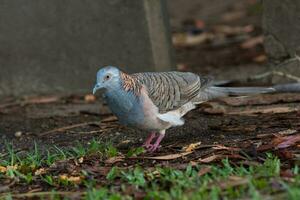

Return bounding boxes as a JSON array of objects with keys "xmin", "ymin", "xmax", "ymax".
[
  {"xmin": 39, "ymin": 121, "xmax": 101, "ymax": 136},
  {"xmin": 69, "ymin": 128, "xmax": 116, "ymax": 135},
  {"xmin": 250, "ymin": 70, "xmax": 300, "ymax": 82},
  {"xmin": 0, "ymin": 96, "xmax": 61, "ymax": 110},
  {"xmin": 249, "ymin": 55, "xmax": 300, "ymax": 82}
]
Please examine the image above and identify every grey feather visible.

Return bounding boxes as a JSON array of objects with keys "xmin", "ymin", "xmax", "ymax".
[
  {"xmin": 197, "ymin": 86, "xmax": 275, "ymax": 102},
  {"xmin": 132, "ymin": 72, "xmax": 212, "ymax": 113}
]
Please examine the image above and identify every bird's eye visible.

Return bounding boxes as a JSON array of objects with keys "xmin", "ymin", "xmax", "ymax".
[{"xmin": 104, "ymin": 74, "xmax": 111, "ymax": 81}]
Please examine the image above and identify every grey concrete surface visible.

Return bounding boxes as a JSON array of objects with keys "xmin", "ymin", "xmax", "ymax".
[
  {"xmin": 263, "ymin": 0, "xmax": 300, "ymax": 82},
  {"xmin": 0, "ymin": 0, "xmax": 174, "ymax": 96},
  {"xmin": 167, "ymin": 0, "xmax": 243, "ymax": 29}
]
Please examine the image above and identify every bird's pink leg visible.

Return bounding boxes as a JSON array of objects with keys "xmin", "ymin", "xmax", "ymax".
[
  {"xmin": 148, "ymin": 130, "xmax": 165, "ymax": 152},
  {"xmin": 142, "ymin": 132, "xmax": 156, "ymax": 149}
]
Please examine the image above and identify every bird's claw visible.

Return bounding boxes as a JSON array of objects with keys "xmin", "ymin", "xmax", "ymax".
[
  {"xmin": 142, "ymin": 144, "xmax": 161, "ymax": 152},
  {"xmin": 142, "ymin": 143, "xmax": 152, "ymax": 149}
]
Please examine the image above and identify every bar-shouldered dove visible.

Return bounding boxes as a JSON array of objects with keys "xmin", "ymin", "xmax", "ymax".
[{"xmin": 93, "ymin": 66, "xmax": 296, "ymax": 152}]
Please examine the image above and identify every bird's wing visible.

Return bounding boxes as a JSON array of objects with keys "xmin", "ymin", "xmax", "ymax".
[{"xmin": 132, "ymin": 72, "xmax": 212, "ymax": 113}]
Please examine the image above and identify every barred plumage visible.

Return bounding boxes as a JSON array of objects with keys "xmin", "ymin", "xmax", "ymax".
[
  {"xmin": 120, "ymin": 72, "xmax": 141, "ymax": 96},
  {"xmin": 131, "ymin": 71, "xmax": 212, "ymax": 113}
]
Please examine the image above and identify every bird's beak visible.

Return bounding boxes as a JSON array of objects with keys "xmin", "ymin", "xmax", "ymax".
[{"xmin": 93, "ymin": 83, "xmax": 102, "ymax": 95}]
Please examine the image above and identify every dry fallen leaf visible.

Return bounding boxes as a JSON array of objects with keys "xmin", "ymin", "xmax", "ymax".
[
  {"xmin": 213, "ymin": 25, "xmax": 253, "ymax": 35},
  {"xmin": 216, "ymin": 176, "xmax": 249, "ymax": 189},
  {"xmin": 199, "ymin": 154, "xmax": 244, "ymax": 163},
  {"xmin": 240, "ymin": 35, "xmax": 263, "ymax": 49},
  {"xmin": 182, "ymin": 142, "xmax": 202, "ymax": 152},
  {"xmin": 273, "ymin": 134, "xmax": 300, "ymax": 149},
  {"xmin": 25, "ymin": 96, "xmax": 61, "ymax": 104},
  {"xmin": 172, "ymin": 32, "xmax": 214, "ymax": 47},
  {"xmin": 101, "ymin": 116, "xmax": 118, "ymax": 123},
  {"xmin": 34, "ymin": 168, "xmax": 47, "ymax": 176},
  {"xmin": 0, "ymin": 166, "xmax": 6, "ymax": 173},
  {"xmin": 14, "ymin": 131, "xmax": 22, "ymax": 137},
  {"xmin": 253, "ymin": 54, "xmax": 267, "ymax": 63},
  {"xmin": 78, "ymin": 157, "xmax": 84, "ymax": 164},
  {"xmin": 199, "ymin": 155, "xmax": 220, "ymax": 163},
  {"xmin": 84, "ymin": 94, "xmax": 96, "ymax": 103},
  {"xmin": 221, "ymin": 11, "xmax": 247, "ymax": 22},
  {"xmin": 198, "ymin": 166, "xmax": 212, "ymax": 176},
  {"xmin": 59, "ymin": 174, "xmax": 83, "ymax": 184},
  {"xmin": 105, "ymin": 156, "xmax": 125, "ymax": 164},
  {"xmin": 144, "ymin": 152, "xmax": 193, "ymax": 160},
  {"xmin": 212, "ymin": 145, "xmax": 241, "ymax": 151}
]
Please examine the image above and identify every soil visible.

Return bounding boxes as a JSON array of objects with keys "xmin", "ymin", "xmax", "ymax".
[{"xmin": 0, "ymin": 93, "xmax": 299, "ymax": 155}]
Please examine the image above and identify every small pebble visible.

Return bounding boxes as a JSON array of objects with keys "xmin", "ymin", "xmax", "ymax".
[{"xmin": 14, "ymin": 131, "xmax": 22, "ymax": 137}]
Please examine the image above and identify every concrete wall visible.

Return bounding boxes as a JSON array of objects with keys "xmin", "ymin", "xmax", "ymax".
[
  {"xmin": 0, "ymin": 0, "xmax": 174, "ymax": 96},
  {"xmin": 263, "ymin": 0, "xmax": 300, "ymax": 83}
]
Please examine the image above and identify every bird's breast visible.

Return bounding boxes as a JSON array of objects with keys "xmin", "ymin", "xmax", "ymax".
[
  {"xmin": 104, "ymin": 90, "xmax": 144, "ymax": 126},
  {"xmin": 104, "ymin": 87, "xmax": 170, "ymax": 131}
]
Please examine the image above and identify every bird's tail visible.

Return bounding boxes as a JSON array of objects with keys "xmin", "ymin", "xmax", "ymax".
[{"xmin": 198, "ymin": 83, "xmax": 300, "ymax": 101}]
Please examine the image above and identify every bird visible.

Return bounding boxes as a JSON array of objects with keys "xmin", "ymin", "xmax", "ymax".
[{"xmin": 92, "ymin": 66, "xmax": 296, "ymax": 152}]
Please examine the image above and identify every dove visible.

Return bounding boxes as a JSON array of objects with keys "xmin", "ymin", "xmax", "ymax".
[{"xmin": 92, "ymin": 66, "xmax": 290, "ymax": 152}]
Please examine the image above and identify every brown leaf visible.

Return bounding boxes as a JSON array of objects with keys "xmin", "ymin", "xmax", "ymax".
[
  {"xmin": 280, "ymin": 169, "xmax": 294, "ymax": 178},
  {"xmin": 198, "ymin": 166, "xmax": 212, "ymax": 176},
  {"xmin": 240, "ymin": 35, "xmax": 263, "ymax": 49},
  {"xmin": 34, "ymin": 168, "xmax": 47, "ymax": 176},
  {"xmin": 199, "ymin": 154, "xmax": 244, "ymax": 163},
  {"xmin": 213, "ymin": 25, "xmax": 253, "ymax": 35},
  {"xmin": 143, "ymin": 152, "xmax": 193, "ymax": 160},
  {"xmin": 273, "ymin": 134, "xmax": 300, "ymax": 149},
  {"xmin": 101, "ymin": 116, "xmax": 118, "ymax": 123},
  {"xmin": 84, "ymin": 94, "xmax": 96, "ymax": 103},
  {"xmin": 199, "ymin": 154, "xmax": 220, "ymax": 163},
  {"xmin": 221, "ymin": 11, "xmax": 247, "ymax": 23},
  {"xmin": 212, "ymin": 145, "xmax": 241, "ymax": 151},
  {"xmin": 59, "ymin": 174, "xmax": 83, "ymax": 184},
  {"xmin": 172, "ymin": 32, "xmax": 214, "ymax": 47},
  {"xmin": 0, "ymin": 166, "xmax": 6, "ymax": 173},
  {"xmin": 182, "ymin": 142, "xmax": 202, "ymax": 152},
  {"xmin": 278, "ymin": 150, "xmax": 294, "ymax": 160},
  {"xmin": 253, "ymin": 54, "xmax": 267, "ymax": 63},
  {"xmin": 216, "ymin": 176, "xmax": 249, "ymax": 189},
  {"xmin": 105, "ymin": 156, "xmax": 124, "ymax": 164},
  {"xmin": 257, "ymin": 143, "xmax": 274, "ymax": 152},
  {"xmin": 25, "ymin": 96, "xmax": 61, "ymax": 104}
]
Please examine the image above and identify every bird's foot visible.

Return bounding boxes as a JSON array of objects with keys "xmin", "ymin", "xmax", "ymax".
[
  {"xmin": 145, "ymin": 133, "xmax": 165, "ymax": 152},
  {"xmin": 147, "ymin": 144, "xmax": 161, "ymax": 152},
  {"xmin": 141, "ymin": 131, "xmax": 165, "ymax": 153},
  {"xmin": 142, "ymin": 143, "xmax": 153, "ymax": 149},
  {"xmin": 142, "ymin": 132, "xmax": 156, "ymax": 149}
]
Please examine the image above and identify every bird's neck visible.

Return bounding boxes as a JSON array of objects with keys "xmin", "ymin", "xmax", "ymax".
[{"xmin": 120, "ymin": 72, "xmax": 141, "ymax": 96}]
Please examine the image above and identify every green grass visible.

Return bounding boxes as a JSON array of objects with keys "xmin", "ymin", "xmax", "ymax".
[{"xmin": 0, "ymin": 140, "xmax": 299, "ymax": 200}]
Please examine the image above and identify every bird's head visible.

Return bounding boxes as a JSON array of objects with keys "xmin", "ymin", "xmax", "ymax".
[{"xmin": 93, "ymin": 66, "xmax": 121, "ymax": 94}]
